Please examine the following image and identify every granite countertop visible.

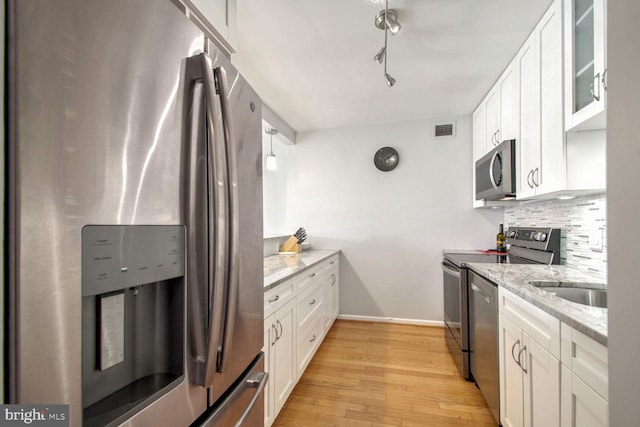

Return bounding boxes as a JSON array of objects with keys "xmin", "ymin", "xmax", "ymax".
[
  {"xmin": 264, "ymin": 249, "xmax": 340, "ymax": 291},
  {"xmin": 466, "ymin": 263, "xmax": 608, "ymax": 346}
]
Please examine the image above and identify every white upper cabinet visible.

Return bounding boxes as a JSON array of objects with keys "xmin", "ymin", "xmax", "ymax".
[
  {"xmin": 516, "ymin": 0, "xmax": 564, "ymax": 199},
  {"xmin": 499, "ymin": 66, "xmax": 519, "ymax": 142},
  {"xmin": 184, "ymin": 0, "xmax": 237, "ymax": 54},
  {"xmin": 481, "ymin": 63, "xmax": 520, "ymax": 156},
  {"xmin": 564, "ymin": 0, "xmax": 607, "ymax": 131}
]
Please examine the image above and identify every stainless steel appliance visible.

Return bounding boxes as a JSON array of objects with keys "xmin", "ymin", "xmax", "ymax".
[
  {"xmin": 442, "ymin": 227, "xmax": 561, "ymax": 423},
  {"xmin": 468, "ymin": 271, "xmax": 499, "ymax": 423},
  {"xmin": 6, "ymin": 1, "xmax": 266, "ymax": 425},
  {"xmin": 475, "ymin": 139, "xmax": 516, "ymax": 201}
]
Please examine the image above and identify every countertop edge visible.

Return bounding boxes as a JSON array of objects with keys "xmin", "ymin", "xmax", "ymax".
[
  {"xmin": 264, "ymin": 249, "xmax": 340, "ymax": 291},
  {"xmin": 466, "ymin": 263, "xmax": 608, "ymax": 346}
]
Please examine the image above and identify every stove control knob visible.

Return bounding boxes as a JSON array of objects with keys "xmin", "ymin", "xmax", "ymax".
[
  {"xmin": 533, "ymin": 232, "xmax": 541, "ymax": 241},
  {"xmin": 539, "ymin": 233, "xmax": 547, "ymax": 242},
  {"xmin": 509, "ymin": 231, "xmax": 517, "ymax": 238}
]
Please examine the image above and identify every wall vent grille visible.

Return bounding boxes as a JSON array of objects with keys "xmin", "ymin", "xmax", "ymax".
[{"xmin": 433, "ymin": 121, "xmax": 455, "ymax": 138}]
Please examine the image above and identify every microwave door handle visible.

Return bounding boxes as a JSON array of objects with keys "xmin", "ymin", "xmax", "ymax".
[{"xmin": 488, "ymin": 151, "xmax": 500, "ymax": 190}]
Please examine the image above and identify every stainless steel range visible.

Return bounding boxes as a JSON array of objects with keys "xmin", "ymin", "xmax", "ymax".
[
  {"xmin": 442, "ymin": 227, "xmax": 560, "ymax": 423},
  {"xmin": 442, "ymin": 226, "xmax": 560, "ymax": 396}
]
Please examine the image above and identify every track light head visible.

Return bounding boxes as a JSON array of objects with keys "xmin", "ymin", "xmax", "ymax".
[
  {"xmin": 385, "ymin": 73, "xmax": 396, "ymax": 87},
  {"xmin": 373, "ymin": 46, "xmax": 386, "ymax": 64}
]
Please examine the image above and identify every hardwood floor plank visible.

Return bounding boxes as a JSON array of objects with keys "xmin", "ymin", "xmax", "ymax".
[{"xmin": 272, "ymin": 319, "xmax": 497, "ymax": 426}]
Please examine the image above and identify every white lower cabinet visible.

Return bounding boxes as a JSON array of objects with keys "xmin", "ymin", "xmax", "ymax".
[
  {"xmin": 499, "ymin": 314, "xmax": 560, "ymax": 427},
  {"xmin": 499, "ymin": 288, "xmax": 561, "ymax": 427},
  {"xmin": 560, "ymin": 323, "xmax": 608, "ymax": 427},
  {"xmin": 264, "ymin": 254, "xmax": 339, "ymax": 426},
  {"xmin": 264, "ymin": 297, "xmax": 296, "ymax": 426},
  {"xmin": 323, "ymin": 261, "xmax": 339, "ymax": 330},
  {"xmin": 498, "ymin": 287, "xmax": 609, "ymax": 427},
  {"xmin": 561, "ymin": 366, "xmax": 608, "ymax": 427}
]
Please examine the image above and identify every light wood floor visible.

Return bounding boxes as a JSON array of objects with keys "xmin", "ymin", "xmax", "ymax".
[{"xmin": 273, "ymin": 319, "xmax": 497, "ymax": 427}]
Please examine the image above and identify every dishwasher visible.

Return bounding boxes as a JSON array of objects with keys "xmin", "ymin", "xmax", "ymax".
[{"xmin": 468, "ymin": 270, "xmax": 499, "ymax": 424}]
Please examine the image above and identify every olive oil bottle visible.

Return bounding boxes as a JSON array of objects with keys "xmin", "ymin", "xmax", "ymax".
[{"xmin": 497, "ymin": 223, "xmax": 506, "ymax": 253}]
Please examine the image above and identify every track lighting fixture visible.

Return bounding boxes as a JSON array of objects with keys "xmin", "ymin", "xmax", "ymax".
[
  {"xmin": 373, "ymin": 0, "xmax": 400, "ymax": 87},
  {"xmin": 265, "ymin": 128, "xmax": 278, "ymax": 170}
]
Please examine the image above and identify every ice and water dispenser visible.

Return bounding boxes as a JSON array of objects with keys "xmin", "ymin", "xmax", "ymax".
[{"xmin": 81, "ymin": 225, "xmax": 185, "ymax": 426}]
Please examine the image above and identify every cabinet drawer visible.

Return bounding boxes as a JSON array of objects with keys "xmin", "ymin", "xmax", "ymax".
[
  {"xmin": 561, "ymin": 322, "xmax": 608, "ymax": 400},
  {"xmin": 264, "ymin": 281, "xmax": 294, "ymax": 318},
  {"xmin": 297, "ymin": 316, "xmax": 324, "ymax": 378},
  {"xmin": 499, "ymin": 287, "xmax": 560, "ymax": 358},
  {"xmin": 297, "ymin": 282, "xmax": 324, "ymax": 331},
  {"xmin": 324, "ymin": 255, "xmax": 339, "ymax": 275},
  {"xmin": 296, "ymin": 264, "xmax": 323, "ymax": 293}
]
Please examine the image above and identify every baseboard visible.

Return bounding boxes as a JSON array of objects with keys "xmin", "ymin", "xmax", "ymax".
[{"xmin": 336, "ymin": 314, "xmax": 445, "ymax": 327}]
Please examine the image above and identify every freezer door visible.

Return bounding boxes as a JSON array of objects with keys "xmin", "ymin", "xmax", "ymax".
[
  {"xmin": 194, "ymin": 353, "xmax": 267, "ymax": 427},
  {"xmin": 7, "ymin": 0, "xmax": 207, "ymax": 425}
]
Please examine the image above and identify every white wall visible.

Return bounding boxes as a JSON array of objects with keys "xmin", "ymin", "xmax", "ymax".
[
  {"xmin": 285, "ymin": 116, "xmax": 502, "ymax": 322},
  {"xmin": 607, "ymin": 1, "xmax": 640, "ymax": 425},
  {"xmin": 262, "ymin": 131, "xmax": 290, "ymax": 236}
]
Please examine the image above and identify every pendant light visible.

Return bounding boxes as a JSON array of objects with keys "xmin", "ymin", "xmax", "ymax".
[{"xmin": 265, "ymin": 128, "xmax": 278, "ymax": 170}]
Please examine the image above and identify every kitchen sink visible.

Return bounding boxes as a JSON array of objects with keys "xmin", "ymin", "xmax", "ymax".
[{"xmin": 541, "ymin": 286, "xmax": 607, "ymax": 308}]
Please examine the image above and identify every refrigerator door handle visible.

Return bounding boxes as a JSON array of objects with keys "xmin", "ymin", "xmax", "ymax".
[
  {"xmin": 198, "ymin": 353, "xmax": 268, "ymax": 427},
  {"xmin": 184, "ymin": 79, "xmax": 209, "ymax": 383},
  {"xmin": 197, "ymin": 52, "xmax": 231, "ymax": 387},
  {"xmin": 214, "ymin": 64, "xmax": 241, "ymax": 375}
]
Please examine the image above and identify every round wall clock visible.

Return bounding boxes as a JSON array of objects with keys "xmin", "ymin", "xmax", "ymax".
[{"xmin": 373, "ymin": 146, "xmax": 399, "ymax": 171}]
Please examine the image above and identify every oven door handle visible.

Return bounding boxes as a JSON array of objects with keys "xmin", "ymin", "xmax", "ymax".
[{"xmin": 441, "ymin": 262, "xmax": 461, "ymax": 278}]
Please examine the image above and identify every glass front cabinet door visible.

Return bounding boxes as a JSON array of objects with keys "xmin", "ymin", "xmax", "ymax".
[{"xmin": 564, "ymin": 0, "xmax": 607, "ymax": 131}]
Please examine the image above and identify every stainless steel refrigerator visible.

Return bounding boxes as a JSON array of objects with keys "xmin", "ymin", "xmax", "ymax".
[{"xmin": 6, "ymin": 0, "xmax": 266, "ymax": 425}]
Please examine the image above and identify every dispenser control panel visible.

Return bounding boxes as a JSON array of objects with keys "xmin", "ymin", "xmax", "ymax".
[{"xmin": 81, "ymin": 225, "xmax": 185, "ymax": 297}]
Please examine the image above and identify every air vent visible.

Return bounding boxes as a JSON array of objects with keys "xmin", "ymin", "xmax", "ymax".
[{"xmin": 433, "ymin": 121, "xmax": 456, "ymax": 139}]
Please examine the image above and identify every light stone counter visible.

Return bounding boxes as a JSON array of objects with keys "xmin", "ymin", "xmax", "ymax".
[
  {"xmin": 264, "ymin": 249, "xmax": 340, "ymax": 291},
  {"xmin": 466, "ymin": 263, "xmax": 607, "ymax": 345}
]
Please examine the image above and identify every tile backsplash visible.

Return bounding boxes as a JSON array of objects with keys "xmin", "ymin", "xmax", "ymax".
[{"xmin": 504, "ymin": 193, "xmax": 607, "ymax": 279}]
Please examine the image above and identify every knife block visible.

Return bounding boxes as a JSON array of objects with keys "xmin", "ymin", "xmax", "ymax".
[{"xmin": 279, "ymin": 236, "xmax": 301, "ymax": 253}]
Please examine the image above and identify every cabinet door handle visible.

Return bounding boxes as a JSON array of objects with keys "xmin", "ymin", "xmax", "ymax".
[
  {"xmin": 527, "ymin": 169, "xmax": 534, "ymax": 189},
  {"xmin": 271, "ymin": 324, "xmax": 278, "ymax": 345},
  {"xmin": 331, "ymin": 274, "xmax": 336, "ymax": 286},
  {"xmin": 276, "ymin": 320, "xmax": 283, "ymax": 340},
  {"xmin": 309, "ymin": 335, "xmax": 317, "ymax": 343},
  {"xmin": 602, "ymin": 68, "xmax": 608, "ymax": 91},
  {"xmin": 309, "ymin": 299, "xmax": 317, "ymax": 306},
  {"xmin": 532, "ymin": 167, "xmax": 539, "ymax": 187},
  {"xmin": 330, "ymin": 261, "xmax": 336, "ymax": 265},
  {"xmin": 511, "ymin": 339, "xmax": 521, "ymax": 367},
  {"xmin": 591, "ymin": 72, "xmax": 601, "ymax": 101},
  {"xmin": 518, "ymin": 346, "xmax": 528, "ymax": 374},
  {"xmin": 268, "ymin": 295, "xmax": 280, "ymax": 303},
  {"xmin": 309, "ymin": 273, "xmax": 316, "ymax": 278}
]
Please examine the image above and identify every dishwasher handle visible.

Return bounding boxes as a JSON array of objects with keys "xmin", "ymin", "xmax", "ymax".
[{"xmin": 470, "ymin": 283, "xmax": 493, "ymax": 305}]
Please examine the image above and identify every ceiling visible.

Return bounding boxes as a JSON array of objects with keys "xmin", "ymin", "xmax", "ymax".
[{"xmin": 233, "ymin": 0, "xmax": 553, "ymax": 132}]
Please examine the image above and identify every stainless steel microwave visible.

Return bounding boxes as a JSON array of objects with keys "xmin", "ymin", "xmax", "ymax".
[{"xmin": 475, "ymin": 139, "xmax": 516, "ymax": 201}]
